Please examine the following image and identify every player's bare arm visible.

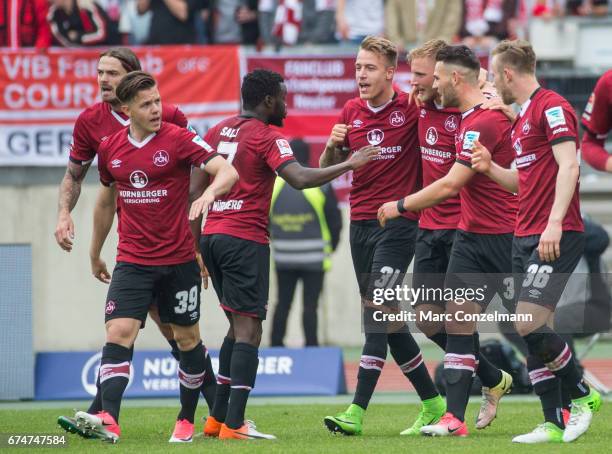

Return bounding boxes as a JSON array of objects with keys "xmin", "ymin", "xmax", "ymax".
[
  {"xmin": 471, "ymin": 140, "xmax": 519, "ymax": 193},
  {"xmin": 188, "ymin": 168, "xmax": 211, "ymax": 288},
  {"xmin": 89, "ymin": 183, "xmax": 116, "ymax": 284},
  {"xmin": 55, "ymin": 160, "xmax": 92, "ymax": 252},
  {"xmin": 538, "ymin": 141, "xmax": 580, "ymax": 262},
  {"xmin": 319, "ymin": 124, "xmax": 352, "ymax": 167},
  {"xmin": 188, "ymin": 155, "xmax": 239, "ymax": 221},
  {"xmin": 377, "ymin": 161, "xmax": 473, "ymax": 227},
  {"xmin": 284, "ymin": 145, "xmax": 379, "ymax": 189}
]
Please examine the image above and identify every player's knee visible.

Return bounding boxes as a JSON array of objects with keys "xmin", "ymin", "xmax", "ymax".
[
  {"xmin": 415, "ymin": 318, "xmax": 443, "ymax": 338},
  {"xmin": 515, "ymin": 320, "xmax": 538, "ymax": 338},
  {"xmin": 445, "ymin": 318, "xmax": 474, "ymax": 335},
  {"xmin": 157, "ymin": 323, "xmax": 174, "ymax": 341},
  {"xmin": 105, "ymin": 319, "xmax": 138, "ymax": 346},
  {"xmin": 172, "ymin": 326, "xmax": 201, "ymax": 351}
]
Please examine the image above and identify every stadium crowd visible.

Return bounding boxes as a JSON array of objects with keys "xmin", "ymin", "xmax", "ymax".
[{"xmin": 1, "ymin": 0, "xmax": 610, "ymax": 49}]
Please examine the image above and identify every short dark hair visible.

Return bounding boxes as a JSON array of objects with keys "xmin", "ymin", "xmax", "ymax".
[
  {"xmin": 99, "ymin": 47, "xmax": 141, "ymax": 73},
  {"xmin": 116, "ymin": 71, "xmax": 156, "ymax": 104},
  {"xmin": 241, "ymin": 69, "xmax": 284, "ymax": 110},
  {"xmin": 435, "ymin": 45, "xmax": 480, "ymax": 75}
]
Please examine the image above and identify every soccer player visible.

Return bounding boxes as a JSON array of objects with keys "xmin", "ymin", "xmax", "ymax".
[
  {"xmin": 54, "ymin": 48, "xmax": 217, "ymax": 436},
  {"xmin": 581, "ymin": 69, "xmax": 612, "ymax": 173},
  {"xmin": 188, "ymin": 69, "xmax": 378, "ymax": 440},
  {"xmin": 321, "ymin": 36, "xmax": 446, "ymax": 437},
  {"xmin": 378, "ymin": 45, "xmax": 516, "ymax": 437},
  {"xmin": 73, "ymin": 71, "xmax": 238, "ymax": 443},
  {"xmin": 409, "ymin": 39, "xmax": 513, "ymax": 431},
  {"xmin": 470, "ymin": 40, "xmax": 602, "ymax": 443}
]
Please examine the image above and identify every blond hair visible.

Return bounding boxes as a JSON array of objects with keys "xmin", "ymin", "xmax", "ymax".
[
  {"xmin": 492, "ymin": 40, "xmax": 537, "ymax": 75},
  {"xmin": 360, "ymin": 36, "xmax": 398, "ymax": 67},
  {"xmin": 408, "ymin": 39, "xmax": 448, "ymax": 63}
]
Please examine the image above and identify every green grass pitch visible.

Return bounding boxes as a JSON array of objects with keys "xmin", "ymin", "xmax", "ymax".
[{"xmin": 0, "ymin": 399, "xmax": 609, "ymax": 453}]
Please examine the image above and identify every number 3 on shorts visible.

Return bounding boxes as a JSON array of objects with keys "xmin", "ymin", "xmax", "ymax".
[{"xmin": 174, "ymin": 286, "xmax": 199, "ymax": 314}]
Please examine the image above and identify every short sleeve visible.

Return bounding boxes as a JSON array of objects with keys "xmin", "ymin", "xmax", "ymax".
[
  {"xmin": 540, "ymin": 98, "xmax": 577, "ymax": 146},
  {"xmin": 262, "ymin": 132, "xmax": 297, "ymax": 172},
  {"xmin": 582, "ymin": 74, "xmax": 611, "ymax": 139},
  {"xmin": 176, "ymin": 128, "xmax": 218, "ymax": 168},
  {"xmin": 69, "ymin": 114, "xmax": 96, "ymax": 164},
  {"xmin": 97, "ymin": 141, "xmax": 114, "ymax": 186},
  {"xmin": 163, "ymin": 104, "xmax": 188, "ymax": 129}
]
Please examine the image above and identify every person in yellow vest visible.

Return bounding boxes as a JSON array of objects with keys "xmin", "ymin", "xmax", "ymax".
[{"xmin": 269, "ymin": 139, "xmax": 342, "ymax": 346}]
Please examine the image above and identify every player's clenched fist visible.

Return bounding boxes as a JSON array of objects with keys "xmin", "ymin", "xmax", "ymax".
[
  {"xmin": 347, "ymin": 145, "xmax": 380, "ymax": 169},
  {"xmin": 327, "ymin": 124, "xmax": 352, "ymax": 148},
  {"xmin": 470, "ymin": 140, "xmax": 492, "ymax": 174}
]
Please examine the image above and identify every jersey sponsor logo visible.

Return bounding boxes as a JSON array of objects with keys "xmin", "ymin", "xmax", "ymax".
[
  {"xmin": 153, "ymin": 150, "xmax": 170, "ymax": 167},
  {"xmin": 352, "ymin": 119, "xmax": 364, "ymax": 128},
  {"xmin": 462, "ymin": 130, "xmax": 480, "ymax": 151},
  {"xmin": 513, "ymin": 138, "xmax": 523, "ymax": 155},
  {"xmin": 105, "ymin": 300, "xmax": 116, "ymax": 315},
  {"xmin": 552, "ymin": 127, "xmax": 569, "ymax": 135},
  {"xmin": 130, "ymin": 170, "xmax": 149, "ymax": 189},
  {"xmin": 367, "ymin": 129, "xmax": 384, "ymax": 145},
  {"xmin": 444, "ymin": 115, "xmax": 458, "ymax": 132},
  {"xmin": 212, "ymin": 199, "xmax": 244, "ymax": 211},
  {"xmin": 111, "ymin": 159, "xmax": 122, "ymax": 168},
  {"xmin": 522, "ymin": 119, "xmax": 531, "ymax": 134},
  {"xmin": 192, "ymin": 135, "xmax": 214, "ymax": 152},
  {"xmin": 389, "ymin": 110, "xmax": 405, "ymax": 126},
  {"xmin": 545, "ymin": 106, "xmax": 566, "ymax": 128},
  {"xmin": 425, "ymin": 127, "xmax": 438, "ymax": 145},
  {"xmin": 276, "ymin": 139, "xmax": 294, "ymax": 157}
]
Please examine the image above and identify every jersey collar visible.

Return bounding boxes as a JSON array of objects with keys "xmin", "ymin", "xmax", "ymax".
[
  {"xmin": 519, "ymin": 87, "xmax": 541, "ymax": 118},
  {"xmin": 366, "ymin": 92, "xmax": 397, "ymax": 113},
  {"xmin": 110, "ymin": 108, "xmax": 130, "ymax": 127},
  {"xmin": 127, "ymin": 131, "xmax": 157, "ymax": 148},
  {"xmin": 461, "ymin": 103, "xmax": 482, "ymax": 119}
]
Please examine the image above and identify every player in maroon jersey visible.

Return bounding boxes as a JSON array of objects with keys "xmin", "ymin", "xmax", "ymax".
[
  {"xmin": 470, "ymin": 40, "xmax": 601, "ymax": 444},
  {"xmin": 409, "ymin": 39, "xmax": 514, "ymax": 432},
  {"xmin": 581, "ymin": 70, "xmax": 612, "ymax": 172},
  {"xmin": 320, "ymin": 36, "xmax": 447, "ymax": 437},
  {"xmin": 54, "ymin": 48, "xmax": 217, "ymax": 438},
  {"xmin": 378, "ymin": 45, "xmax": 516, "ymax": 437},
  {"xmin": 71, "ymin": 71, "xmax": 238, "ymax": 443},
  {"xmin": 187, "ymin": 69, "xmax": 378, "ymax": 440}
]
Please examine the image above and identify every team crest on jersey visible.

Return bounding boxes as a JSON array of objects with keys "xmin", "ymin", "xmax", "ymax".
[
  {"xmin": 389, "ymin": 111, "xmax": 405, "ymax": 127},
  {"xmin": 522, "ymin": 120, "xmax": 531, "ymax": 135},
  {"xmin": 111, "ymin": 159, "xmax": 122, "ymax": 168},
  {"xmin": 352, "ymin": 119, "xmax": 364, "ymax": 128},
  {"xmin": 545, "ymin": 106, "xmax": 566, "ymax": 128},
  {"xmin": 153, "ymin": 150, "xmax": 170, "ymax": 167},
  {"xmin": 367, "ymin": 129, "xmax": 384, "ymax": 145},
  {"xmin": 425, "ymin": 127, "xmax": 438, "ymax": 145},
  {"xmin": 462, "ymin": 131, "xmax": 480, "ymax": 150},
  {"xmin": 105, "ymin": 300, "xmax": 116, "ymax": 315},
  {"xmin": 130, "ymin": 170, "xmax": 148, "ymax": 189},
  {"xmin": 276, "ymin": 139, "xmax": 294, "ymax": 157},
  {"xmin": 513, "ymin": 138, "xmax": 523, "ymax": 155},
  {"xmin": 444, "ymin": 115, "xmax": 458, "ymax": 132}
]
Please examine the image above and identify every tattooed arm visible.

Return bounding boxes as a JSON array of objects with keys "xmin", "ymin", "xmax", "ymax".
[{"xmin": 55, "ymin": 160, "xmax": 91, "ymax": 252}]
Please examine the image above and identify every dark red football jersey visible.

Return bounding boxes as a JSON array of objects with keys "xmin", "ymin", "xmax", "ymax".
[
  {"xmin": 70, "ymin": 102, "xmax": 188, "ymax": 164},
  {"xmin": 97, "ymin": 122, "xmax": 218, "ymax": 265},
  {"xmin": 418, "ymin": 101, "xmax": 461, "ymax": 230},
  {"xmin": 582, "ymin": 70, "xmax": 612, "ymax": 140},
  {"xmin": 339, "ymin": 92, "xmax": 421, "ymax": 221},
  {"xmin": 455, "ymin": 106, "xmax": 517, "ymax": 234},
  {"xmin": 202, "ymin": 116, "xmax": 297, "ymax": 244},
  {"xmin": 512, "ymin": 88, "xmax": 583, "ymax": 236}
]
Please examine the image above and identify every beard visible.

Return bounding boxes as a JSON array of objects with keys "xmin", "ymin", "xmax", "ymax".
[
  {"xmin": 500, "ymin": 86, "xmax": 516, "ymax": 105},
  {"xmin": 440, "ymin": 87, "xmax": 459, "ymax": 108}
]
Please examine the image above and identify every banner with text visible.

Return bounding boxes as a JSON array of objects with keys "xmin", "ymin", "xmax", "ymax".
[{"xmin": 0, "ymin": 46, "xmax": 241, "ymax": 166}]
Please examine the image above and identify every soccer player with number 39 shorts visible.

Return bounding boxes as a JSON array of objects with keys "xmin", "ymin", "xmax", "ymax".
[
  {"xmin": 320, "ymin": 36, "xmax": 447, "ymax": 437},
  {"xmin": 188, "ymin": 69, "xmax": 377, "ymax": 440},
  {"xmin": 470, "ymin": 40, "xmax": 601, "ymax": 444},
  {"xmin": 581, "ymin": 69, "xmax": 612, "ymax": 173},
  {"xmin": 378, "ymin": 45, "xmax": 517, "ymax": 437},
  {"xmin": 72, "ymin": 71, "xmax": 238, "ymax": 443},
  {"xmin": 409, "ymin": 39, "xmax": 514, "ymax": 431}
]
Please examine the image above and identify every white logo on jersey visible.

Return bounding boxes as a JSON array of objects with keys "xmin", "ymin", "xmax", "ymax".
[
  {"xmin": 462, "ymin": 131, "xmax": 480, "ymax": 150},
  {"xmin": 513, "ymin": 138, "xmax": 523, "ymax": 156},
  {"xmin": 367, "ymin": 129, "xmax": 384, "ymax": 146},
  {"xmin": 545, "ymin": 106, "xmax": 566, "ymax": 128},
  {"xmin": 584, "ymin": 93, "xmax": 595, "ymax": 115},
  {"xmin": 420, "ymin": 108, "xmax": 427, "ymax": 118},
  {"xmin": 276, "ymin": 139, "xmax": 294, "ymax": 157},
  {"xmin": 352, "ymin": 119, "xmax": 363, "ymax": 128},
  {"xmin": 522, "ymin": 120, "xmax": 531, "ymax": 134},
  {"xmin": 192, "ymin": 135, "xmax": 214, "ymax": 152},
  {"xmin": 425, "ymin": 127, "xmax": 438, "ymax": 145},
  {"xmin": 130, "ymin": 170, "xmax": 148, "ymax": 189},
  {"xmin": 111, "ymin": 159, "xmax": 122, "ymax": 168},
  {"xmin": 444, "ymin": 115, "xmax": 458, "ymax": 132},
  {"xmin": 389, "ymin": 111, "xmax": 405, "ymax": 127},
  {"xmin": 153, "ymin": 150, "xmax": 169, "ymax": 167}
]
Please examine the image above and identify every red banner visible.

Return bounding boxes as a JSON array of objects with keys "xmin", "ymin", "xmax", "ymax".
[{"xmin": 0, "ymin": 46, "xmax": 241, "ymax": 165}]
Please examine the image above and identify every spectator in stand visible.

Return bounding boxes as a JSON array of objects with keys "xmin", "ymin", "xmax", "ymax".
[
  {"xmin": 0, "ymin": 0, "xmax": 51, "ymax": 48},
  {"xmin": 212, "ymin": 0, "xmax": 258, "ymax": 44},
  {"xmin": 459, "ymin": 0, "xmax": 519, "ymax": 48},
  {"xmin": 335, "ymin": 0, "xmax": 383, "ymax": 43},
  {"xmin": 385, "ymin": 0, "xmax": 417, "ymax": 51},
  {"xmin": 236, "ymin": 0, "xmax": 258, "ymax": 44},
  {"xmin": 48, "ymin": 0, "xmax": 120, "ymax": 46},
  {"xmin": 137, "ymin": 0, "xmax": 199, "ymax": 44},
  {"xmin": 423, "ymin": 0, "xmax": 463, "ymax": 43},
  {"xmin": 118, "ymin": 0, "xmax": 152, "ymax": 44},
  {"xmin": 567, "ymin": 0, "xmax": 609, "ymax": 15},
  {"xmin": 194, "ymin": 0, "xmax": 213, "ymax": 44},
  {"xmin": 300, "ymin": 0, "xmax": 336, "ymax": 44}
]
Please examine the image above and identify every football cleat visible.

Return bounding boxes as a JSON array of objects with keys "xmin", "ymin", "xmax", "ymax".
[
  {"xmin": 57, "ymin": 415, "xmax": 95, "ymax": 439},
  {"xmin": 562, "ymin": 388, "xmax": 602, "ymax": 442},
  {"xmin": 323, "ymin": 404, "xmax": 364, "ymax": 436},
  {"xmin": 400, "ymin": 395, "xmax": 446, "ymax": 435},
  {"xmin": 203, "ymin": 415, "xmax": 223, "ymax": 437},
  {"xmin": 75, "ymin": 410, "xmax": 120, "ymax": 443},
  {"xmin": 476, "ymin": 370, "xmax": 513, "ymax": 429},
  {"xmin": 512, "ymin": 422, "xmax": 563, "ymax": 443},
  {"xmin": 420, "ymin": 412, "xmax": 469, "ymax": 437},
  {"xmin": 218, "ymin": 420, "xmax": 276, "ymax": 440},
  {"xmin": 169, "ymin": 419, "xmax": 194, "ymax": 443}
]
